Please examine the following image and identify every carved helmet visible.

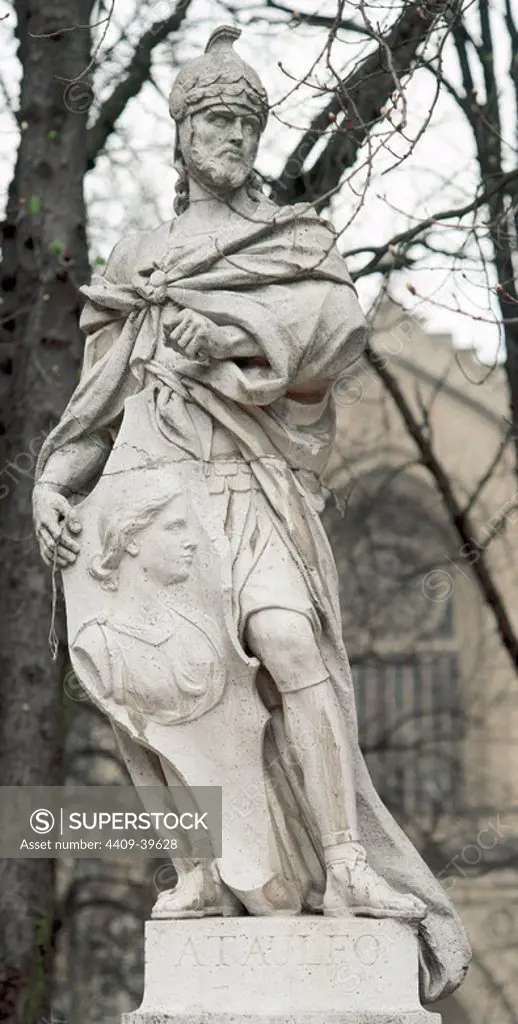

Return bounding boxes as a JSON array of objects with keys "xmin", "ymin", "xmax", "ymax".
[{"xmin": 168, "ymin": 25, "xmax": 269, "ymax": 132}]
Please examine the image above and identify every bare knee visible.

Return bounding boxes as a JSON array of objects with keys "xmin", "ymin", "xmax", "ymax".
[{"xmin": 246, "ymin": 608, "xmax": 326, "ymax": 690}]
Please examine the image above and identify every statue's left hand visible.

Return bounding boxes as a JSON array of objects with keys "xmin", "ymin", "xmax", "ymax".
[{"xmin": 163, "ymin": 308, "xmax": 227, "ymax": 361}]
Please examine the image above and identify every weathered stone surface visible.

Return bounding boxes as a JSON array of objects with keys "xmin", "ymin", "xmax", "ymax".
[
  {"xmin": 123, "ymin": 919, "xmax": 440, "ymax": 1023},
  {"xmin": 125, "ymin": 1015, "xmax": 439, "ymax": 1023}
]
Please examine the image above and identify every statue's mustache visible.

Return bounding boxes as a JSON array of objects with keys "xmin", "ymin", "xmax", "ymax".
[
  {"xmin": 213, "ymin": 146, "xmax": 245, "ymax": 160},
  {"xmin": 190, "ymin": 143, "xmax": 245, "ymax": 165}
]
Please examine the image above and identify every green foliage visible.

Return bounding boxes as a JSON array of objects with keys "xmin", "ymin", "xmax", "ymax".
[{"xmin": 26, "ymin": 915, "xmax": 52, "ymax": 1024}]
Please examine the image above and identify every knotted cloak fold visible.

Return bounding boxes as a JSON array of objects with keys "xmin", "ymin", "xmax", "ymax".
[{"xmin": 36, "ymin": 200, "xmax": 471, "ymax": 1002}]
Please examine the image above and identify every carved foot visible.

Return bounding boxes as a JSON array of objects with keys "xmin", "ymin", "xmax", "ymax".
[
  {"xmin": 152, "ymin": 863, "xmax": 244, "ymax": 919},
  {"xmin": 323, "ymin": 844, "xmax": 427, "ymax": 921}
]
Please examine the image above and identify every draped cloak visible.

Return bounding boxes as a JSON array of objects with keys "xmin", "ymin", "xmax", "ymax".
[{"xmin": 36, "ymin": 199, "xmax": 471, "ymax": 1003}]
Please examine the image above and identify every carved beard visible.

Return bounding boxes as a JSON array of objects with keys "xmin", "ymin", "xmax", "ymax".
[{"xmin": 186, "ymin": 140, "xmax": 251, "ymax": 194}]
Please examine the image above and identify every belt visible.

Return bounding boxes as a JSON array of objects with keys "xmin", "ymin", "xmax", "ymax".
[{"xmin": 205, "ymin": 460, "xmax": 260, "ymax": 494}]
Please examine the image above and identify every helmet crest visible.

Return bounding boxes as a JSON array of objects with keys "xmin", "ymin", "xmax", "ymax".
[{"xmin": 168, "ymin": 25, "xmax": 269, "ymax": 131}]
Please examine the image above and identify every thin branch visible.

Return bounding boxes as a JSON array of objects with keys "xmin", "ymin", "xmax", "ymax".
[
  {"xmin": 28, "ymin": 11, "xmax": 111, "ymax": 38},
  {"xmin": 86, "ymin": 0, "xmax": 192, "ymax": 166},
  {"xmin": 260, "ymin": 0, "xmax": 373, "ymax": 35},
  {"xmin": 347, "ymin": 168, "xmax": 518, "ymax": 279},
  {"xmin": 462, "ymin": 429, "xmax": 513, "ymax": 515},
  {"xmin": 364, "ymin": 342, "xmax": 518, "ymax": 672},
  {"xmin": 422, "ymin": 58, "xmax": 470, "ymax": 114},
  {"xmin": 272, "ymin": 0, "xmax": 451, "ymax": 206}
]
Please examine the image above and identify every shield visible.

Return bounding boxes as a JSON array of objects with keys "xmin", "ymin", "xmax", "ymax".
[{"xmin": 63, "ymin": 385, "xmax": 275, "ymax": 894}]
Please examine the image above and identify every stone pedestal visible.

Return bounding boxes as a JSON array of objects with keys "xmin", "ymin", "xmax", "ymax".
[{"xmin": 123, "ymin": 918, "xmax": 440, "ymax": 1024}]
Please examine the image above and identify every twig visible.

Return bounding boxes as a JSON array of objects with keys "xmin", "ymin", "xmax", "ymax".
[
  {"xmin": 87, "ymin": 0, "xmax": 193, "ymax": 164},
  {"xmin": 365, "ymin": 341, "xmax": 518, "ymax": 671}
]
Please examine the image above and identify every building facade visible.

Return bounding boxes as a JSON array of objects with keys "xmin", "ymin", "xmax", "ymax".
[{"xmin": 324, "ymin": 301, "xmax": 518, "ymax": 1023}]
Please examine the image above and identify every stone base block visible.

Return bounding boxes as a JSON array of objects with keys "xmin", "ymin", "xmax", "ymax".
[
  {"xmin": 125, "ymin": 1016, "xmax": 437, "ymax": 1024},
  {"xmin": 123, "ymin": 917, "xmax": 440, "ymax": 1024}
]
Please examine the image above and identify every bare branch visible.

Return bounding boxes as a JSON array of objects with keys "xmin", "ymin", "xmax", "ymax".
[
  {"xmin": 271, "ymin": 0, "xmax": 451, "ymax": 206},
  {"xmin": 86, "ymin": 0, "xmax": 192, "ymax": 165},
  {"xmin": 365, "ymin": 342, "xmax": 518, "ymax": 671},
  {"xmin": 346, "ymin": 168, "xmax": 518, "ymax": 279},
  {"xmin": 462, "ymin": 429, "xmax": 513, "ymax": 515},
  {"xmin": 259, "ymin": 1, "xmax": 374, "ymax": 36},
  {"xmin": 422, "ymin": 58, "xmax": 471, "ymax": 114}
]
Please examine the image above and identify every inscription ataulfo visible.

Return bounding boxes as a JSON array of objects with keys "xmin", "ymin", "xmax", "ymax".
[
  {"xmin": 170, "ymin": 931, "xmax": 395, "ymax": 969},
  {"xmin": 140, "ymin": 921, "xmax": 425, "ymax": 1020}
]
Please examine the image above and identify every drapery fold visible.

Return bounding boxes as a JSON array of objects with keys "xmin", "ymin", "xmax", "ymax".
[{"xmin": 37, "ymin": 202, "xmax": 471, "ymax": 1002}]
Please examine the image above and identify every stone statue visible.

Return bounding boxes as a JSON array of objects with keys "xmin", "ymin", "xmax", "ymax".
[{"xmin": 32, "ymin": 25, "xmax": 470, "ymax": 1010}]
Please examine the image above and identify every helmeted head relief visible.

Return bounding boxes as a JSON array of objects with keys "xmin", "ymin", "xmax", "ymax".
[{"xmin": 168, "ymin": 25, "xmax": 269, "ymax": 132}]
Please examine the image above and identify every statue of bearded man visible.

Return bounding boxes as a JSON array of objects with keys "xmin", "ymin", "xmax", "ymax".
[{"xmin": 32, "ymin": 26, "xmax": 470, "ymax": 1005}]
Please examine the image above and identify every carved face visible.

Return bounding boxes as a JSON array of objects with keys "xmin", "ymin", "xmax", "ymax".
[
  {"xmin": 180, "ymin": 105, "xmax": 260, "ymax": 194},
  {"xmin": 135, "ymin": 498, "xmax": 198, "ymax": 586}
]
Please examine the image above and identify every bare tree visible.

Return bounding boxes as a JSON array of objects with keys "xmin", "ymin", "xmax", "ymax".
[
  {"xmin": 0, "ymin": 2, "xmax": 193, "ymax": 1018},
  {"xmin": 424, "ymin": 1, "xmax": 518, "ymax": 473},
  {"xmin": 0, "ymin": 4, "xmax": 94, "ymax": 1019}
]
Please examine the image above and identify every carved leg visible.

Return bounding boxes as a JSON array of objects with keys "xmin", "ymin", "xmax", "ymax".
[
  {"xmin": 281, "ymin": 679, "xmax": 359, "ymax": 846},
  {"xmin": 246, "ymin": 609, "xmax": 426, "ymax": 921},
  {"xmin": 280, "ymin": 685, "xmax": 426, "ymax": 921}
]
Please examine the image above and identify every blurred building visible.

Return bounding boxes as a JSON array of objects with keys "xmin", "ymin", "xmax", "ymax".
[{"xmin": 323, "ymin": 300, "xmax": 518, "ymax": 1024}]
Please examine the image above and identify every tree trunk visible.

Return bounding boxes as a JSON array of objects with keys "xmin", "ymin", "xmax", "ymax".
[
  {"xmin": 57, "ymin": 699, "xmax": 156, "ymax": 1024},
  {"xmin": 451, "ymin": 9, "xmax": 518, "ymax": 475},
  {"xmin": 0, "ymin": 0, "xmax": 93, "ymax": 1019}
]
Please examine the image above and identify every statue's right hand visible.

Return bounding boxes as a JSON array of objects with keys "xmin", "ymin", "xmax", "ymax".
[{"xmin": 33, "ymin": 484, "xmax": 82, "ymax": 568}]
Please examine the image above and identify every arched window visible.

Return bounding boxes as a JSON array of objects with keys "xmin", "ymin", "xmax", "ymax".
[{"xmin": 323, "ymin": 467, "xmax": 467, "ymax": 822}]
